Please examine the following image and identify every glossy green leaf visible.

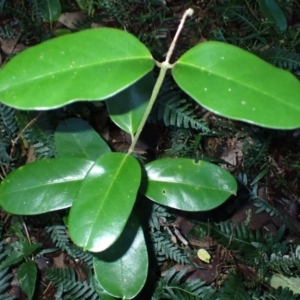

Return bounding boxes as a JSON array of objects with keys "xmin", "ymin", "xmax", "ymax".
[
  {"xmin": 55, "ymin": 118, "xmax": 111, "ymax": 160},
  {"xmin": 92, "ymin": 277, "xmax": 116, "ymax": 300},
  {"xmin": 0, "ymin": 242, "xmax": 41, "ymax": 270},
  {"xmin": 40, "ymin": 0, "xmax": 62, "ymax": 23},
  {"xmin": 0, "ymin": 28, "xmax": 154, "ymax": 110},
  {"xmin": 18, "ymin": 261, "xmax": 37, "ymax": 300},
  {"xmin": 22, "ymin": 242, "xmax": 42, "ymax": 257},
  {"xmin": 142, "ymin": 158, "xmax": 237, "ymax": 211},
  {"xmin": 172, "ymin": 41, "xmax": 300, "ymax": 129},
  {"xmin": 0, "ymin": 158, "xmax": 93, "ymax": 214},
  {"xmin": 68, "ymin": 152, "xmax": 141, "ymax": 252},
  {"xmin": 93, "ymin": 214, "xmax": 148, "ymax": 299},
  {"xmin": 106, "ymin": 71, "xmax": 155, "ymax": 134},
  {"xmin": 258, "ymin": 0, "xmax": 287, "ymax": 31}
]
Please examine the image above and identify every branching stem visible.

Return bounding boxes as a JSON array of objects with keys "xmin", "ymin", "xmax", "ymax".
[{"xmin": 127, "ymin": 8, "xmax": 194, "ymax": 155}]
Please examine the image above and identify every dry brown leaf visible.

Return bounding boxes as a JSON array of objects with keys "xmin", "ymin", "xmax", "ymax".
[
  {"xmin": 53, "ymin": 253, "xmax": 67, "ymax": 268},
  {"xmin": 0, "ymin": 38, "xmax": 28, "ymax": 54},
  {"xmin": 58, "ymin": 11, "xmax": 88, "ymax": 29},
  {"xmin": 220, "ymin": 138, "xmax": 243, "ymax": 166}
]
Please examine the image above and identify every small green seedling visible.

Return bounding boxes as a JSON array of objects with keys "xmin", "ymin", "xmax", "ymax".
[{"xmin": 0, "ymin": 8, "xmax": 299, "ymax": 298}]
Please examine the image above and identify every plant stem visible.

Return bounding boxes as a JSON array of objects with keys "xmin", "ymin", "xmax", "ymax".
[
  {"xmin": 127, "ymin": 66, "xmax": 167, "ymax": 155},
  {"xmin": 127, "ymin": 8, "xmax": 194, "ymax": 155}
]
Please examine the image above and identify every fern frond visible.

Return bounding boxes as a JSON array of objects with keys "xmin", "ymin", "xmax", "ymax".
[
  {"xmin": 46, "ymin": 225, "xmax": 69, "ymax": 249},
  {"xmin": 0, "ymin": 104, "xmax": 19, "ymax": 169},
  {"xmin": 258, "ymin": 48, "xmax": 300, "ymax": 73},
  {"xmin": 0, "ymin": 268, "xmax": 14, "ymax": 300},
  {"xmin": 149, "ymin": 77, "xmax": 210, "ymax": 132},
  {"xmin": 254, "ymin": 198, "xmax": 299, "ymax": 234},
  {"xmin": 0, "ymin": 142, "xmax": 11, "ymax": 168},
  {"xmin": 95, "ymin": 0, "xmax": 130, "ymax": 27},
  {"xmin": 0, "ymin": 240, "xmax": 16, "ymax": 299},
  {"xmin": 210, "ymin": 222, "xmax": 262, "ymax": 256},
  {"xmin": 218, "ymin": 271, "xmax": 251, "ymax": 300},
  {"xmin": 151, "ymin": 231, "xmax": 190, "ymax": 265},
  {"xmin": 46, "ymin": 225, "xmax": 93, "ymax": 268},
  {"xmin": 26, "ymin": 0, "xmax": 43, "ymax": 21},
  {"xmin": 149, "ymin": 204, "xmax": 172, "ymax": 231},
  {"xmin": 45, "ymin": 268, "xmax": 99, "ymax": 300},
  {"xmin": 220, "ymin": 6, "xmax": 259, "ymax": 33},
  {"xmin": 0, "ymin": 104, "xmax": 18, "ymax": 138},
  {"xmin": 242, "ymin": 134, "xmax": 270, "ymax": 172},
  {"xmin": 264, "ymin": 251, "xmax": 300, "ymax": 275},
  {"xmin": 264, "ymin": 286, "xmax": 299, "ymax": 300},
  {"xmin": 152, "ymin": 267, "xmax": 217, "ymax": 300},
  {"xmin": 18, "ymin": 111, "xmax": 56, "ymax": 160},
  {"xmin": 209, "ymin": 221, "xmax": 287, "ymax": 258}
]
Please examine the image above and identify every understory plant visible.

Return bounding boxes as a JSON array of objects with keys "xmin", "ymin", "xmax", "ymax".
[{"xmin": 0, "ymin": 7, "xmax": 300, "ymax": 298}]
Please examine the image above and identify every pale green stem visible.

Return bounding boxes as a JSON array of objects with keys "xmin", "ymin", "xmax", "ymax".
[
  {"xmin": 127, "ymin": 8, "xmax": 194, "ymax": 155},
  {"xmin": 127, "ymin": 65, "xmax": 168, "ymax": 155}
]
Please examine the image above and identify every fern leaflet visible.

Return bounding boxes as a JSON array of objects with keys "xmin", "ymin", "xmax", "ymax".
[
  {"xmin": 258, "ymin": 48, "xmax": 300, "ymax": 73},
  {"xmin": 45, "ymin": 268, "xmax": 99, "ymax": 300},
  {"xmin": 152, "ymin": 267, "xmax": 216, "ymax": 300}
]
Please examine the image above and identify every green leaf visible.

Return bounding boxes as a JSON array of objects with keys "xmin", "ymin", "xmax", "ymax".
[
  {"xmin": 172, "ymin": 41, "xmax": 300, "ymax": 129},
  {"xmin": 18, "ymin": 261, "xmax": 37, "ymax": 300},
  {"xmin": 55, "ymin": 118, "xmax": 111, "ymax": 160},
  {"xmin": 0, "ymin": 251, "xmax": 24, "ymax": 270},
  {"xmin": 0, "ymin": 28, "xmax": 154, "ymax": 110},
  {"xmin": 0, "ymin": 242, "xmax": 41, "ymax": 270},
  {"xmin": 258, "ymin": 0, "xmax": 287, "ymax": 31},
  {"xmin": 106, "ymin": 71, "xmax": 155, "ymax": 134},
  {"xmin": 0, "ymin": 158, "xmax": 93, "ymax": 214},
  {"xmin": 22, "ymin": 242, "xmax": 42, "ymax": 257},
  {"xmin": 92, "ymin": 277, "xmax": 116, "ymax": 300},
  {"xmin": 40, "ymin": 0, "xmax": 62, "ymax": 23},
  {"xmin": 93, "ymin": 214, "xmax": 148, "ymax": 299},
  {"xmin": 68, "ymin": 152, "xmax": 141, "ymax": 252},
  {"xmin": 142, "ymin": 158, "xmax": 237, "ymax": 211}
]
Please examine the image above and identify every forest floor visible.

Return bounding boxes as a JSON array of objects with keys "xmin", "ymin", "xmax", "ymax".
[{"xmin": 1, "ymin": 0, "xmax": 300, "ymax": 299}]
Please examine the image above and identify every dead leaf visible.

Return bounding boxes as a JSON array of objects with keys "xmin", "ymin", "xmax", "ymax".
[
  {"xmin": 58, "ymin": 11, "xmax": 88, "ymax": 29},
  {"xmin": 53, "ymin": 253, "xmax": 67, "ymax": 268},
  {"xmin": 220, "ymin": 138, "xmax": 243, "ymax": 166},
  {"xmin": 0, "ymin": 38, "xmax": 28, "ymax": 54},
  {"xmin": 189, "ymin": 236, "xmax": 217, "ymax": 249}
]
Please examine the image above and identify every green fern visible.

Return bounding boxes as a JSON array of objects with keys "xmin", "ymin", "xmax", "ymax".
[
  {"xmin": 149, "ymin": 76, "xmax": 210, "ymax": 132},
  {"xmin": 0, "ymin": 267, "xmax": 15, "ymax": 300},
  {"xmin": 0, "ymin": 104, "xmax": 18, "ymax": 138},
  {"xmin": 46, "ymin": 225, "xmax": 93, "ymax": 268},
  {"xmin": 95, "ymin": 0, "xmax": 130, "ymax": 28},
  {"xmin": 151, "ymin": 230, "xmax": 190, "ymax": 265},
  {"xmin": 152, "ymin": 267, "xmax": 217, "ymax": 300},
  {"xmin": 0, "ymin": 238, "xmax": 16, "ymax": 299},
  {"xmin": 264, "ymin": 251, "xmax": 300, "ymax": 275},
  {"xmin": 17, "ymin": 111, "xmax": 57, "ymax": 160},
  {"xmin": 26, "ymin": 0, "xmax": 43, "ymax": 21},
  {"xmin": 218, "ymin": 271, "xmax": 251, "ymax": 300},
  {"xmin": 208, "ymin": 221, "xmax": 288, "ymax": 259},
  {"xmin": 0, "ymin": 24, "xmax": 16, "ymax": 39},
  {"xmin": 0, "ymin": 103, "xmax": 19, "ymax": 169},
  {"xmin": 45, "ymin": 268, "xmax": 99, "ymax": 300},
  {"xmin": 254, "ymin": 197, "xmax": 299, "ymax": 234},
  {"xmin": 218, "ymin": 5, "xmax": 260, "ymax": 34},
  {"xmin": 258, "ymin": 48, "xmax": 300, "ymax": 74},
  {"xmin": 149, "ymin": 204, "xmax": 172, "ymax": 231},
  {"xmin": 264, "ymin": 286, "xmax": 299, "ymax": 300},
  {"xmin": 242, "ymin": 133, "xmax": 270, "ymax": 173}
]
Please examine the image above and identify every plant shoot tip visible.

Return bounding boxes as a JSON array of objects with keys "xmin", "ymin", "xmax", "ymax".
[{"xmin": 186, "ymin": 8, "xmax": 194, "ymax": 16}]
